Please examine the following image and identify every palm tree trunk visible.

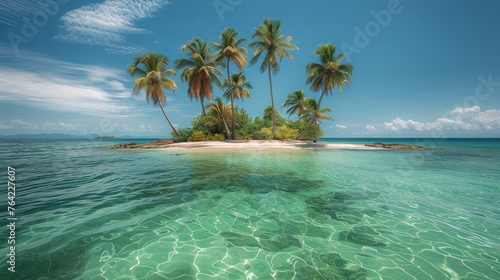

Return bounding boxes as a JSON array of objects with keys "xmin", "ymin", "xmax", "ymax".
[
  {"xmin": 314, "ymin": 92, "xmax": 324, "ymax": 142},
  {"xmin": 227, "ymin": 60, "xmax": 236, "ymax": 139},
  {"xmin": 200, "ymin": 95, "xmax": 207, "ymax": 116},
  {"xmin": 296, "ymin": 117, "xmax": 313, "ymax": 140},
  {"xmin": 317, "ymin": 92, "xmax": 325, "ymax": 110},
  {"xmin": 314, "ymin": 119, "xmax": 318, "ymax": 142},
  {"xmin": 221, "ymin": 113, "xmax": 231, "ymax": 140},
  {"xmin": 230, "ymin": 95, "xmax": 236, "ymax": 139},
  {"xmin": 268, "ymin": 65, "xmax": 276, "ymax": 139},
  {"xmin": 159, "ymin": 103, "xmax": 179, "ymax": 136}
]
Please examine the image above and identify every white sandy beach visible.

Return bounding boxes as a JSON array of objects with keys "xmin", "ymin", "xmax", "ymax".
[{"xmin": 154, "ymin": 140, "xmax": 381, "ymax": 151}]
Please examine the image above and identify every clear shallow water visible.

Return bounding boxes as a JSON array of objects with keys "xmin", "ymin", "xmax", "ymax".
[{"xmin": 0, "ymin": 138, "xmax": 499, "ymax": 279}]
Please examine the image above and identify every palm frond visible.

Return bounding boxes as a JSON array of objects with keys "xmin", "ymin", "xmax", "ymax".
[
  {"xmin": 306, "ymin": 43, "xmax": 353, "ymax": 97},
  {"xmin": 176, "ymin": 37, "xmax": 224, "ymax": 111}
]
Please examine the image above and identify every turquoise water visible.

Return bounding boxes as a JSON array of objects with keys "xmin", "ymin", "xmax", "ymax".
[{"xmin": 0, "ymin": 138, "xmax": 499, "ymax": 279}]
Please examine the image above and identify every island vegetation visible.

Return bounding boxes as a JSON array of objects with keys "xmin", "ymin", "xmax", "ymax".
[{"xmin": 128, "ymin": 18, "xmax": 353, "ymax": 142}]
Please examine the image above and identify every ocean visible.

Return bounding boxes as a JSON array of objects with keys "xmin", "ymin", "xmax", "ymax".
[{"xmin": 0, "ymin": 138, "xmax": 499, "ymax": 279}]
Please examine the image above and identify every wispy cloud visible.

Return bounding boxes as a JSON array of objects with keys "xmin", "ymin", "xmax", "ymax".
[
  {"xmin": 102, "ymin": 123, "xmax": 158, "ymax": 133},
  {"xmin": 365, "ymin": 125, "xmax": 377, "ymax": 133},
  {"xmin": 384, "ymin": 106, "xmax": 500, "ymax": 131},
  {"xmin": 335, "ymin": 124, "xmax": 347, "ymax": 129},
  {"xmin": 0, "ymin": 0, "xmax": 51, "ymax": 29},
  {"xmin": 55, "ymin": 0, "xmax": 168, "ymax": 54},
  {"xmin": 0, "ymin": 119, "xmax": 87, "ymax": 132},
  {"xmin": 0, "ymin": 45, "xmax": 139, "ymax": 117},
  {"xmin": 0, "ymin": 119, "xmax": 159, "ymax": 134},
  {"xmin": 0, "ymin": 66, "xmax": 134, "ymax": 116}
]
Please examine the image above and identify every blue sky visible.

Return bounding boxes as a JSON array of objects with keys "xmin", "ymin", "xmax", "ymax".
[{"xmin": 1, "ymin": 0, "xmax": 499, "ymax": 137}]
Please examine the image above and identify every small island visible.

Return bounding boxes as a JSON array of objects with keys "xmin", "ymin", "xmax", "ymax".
[
  {"xmin": 105, "ymin": 139, "xmax": 432, "ymax": 151},
  {"xmin": 127, "ymin": 21, "xmax": 353, "ymax": 144},
  {"xmin": 96, "ymin": 136, "xmax": 118, "ymax": 140}
]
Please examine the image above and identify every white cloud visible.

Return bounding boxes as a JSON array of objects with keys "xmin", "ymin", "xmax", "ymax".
[
  {"xmin": 0, "ymin": 47, "xmax": 141, "ymax": 118},
  {"xmin": 336, "ymin": 124, "xmax": 347, "ymax": 129},
  {"xmin": 0, "ymin": 66, "xmax": 132, "ymax": 117},
  {"xmin": 384, "ymin": 106, "xmax": 500, "ymax": 131},
  {"xmin": 9, "ymin": 119, "xmax": 39, "ymax": 130},
  {"xmin": 56, "ymin": 0, "xmax": 168, "ymax": 54},
  {"xmin": 365, "ymin": 125, "xmax": 377, "ymax": 133},
  {"xmin": 449, "ymin": 106, "xmax": 480, "ymax": 116},
  {"xmin": 56, "ymin": 122, "xmax": 88, "ymax": 132},
  {"xmin": 475, "ymin": 109, "xmax": 500, "ymax": 129},
  {"xmin": 94, "ymin": 123, "xmax": 158, "ymax": 134},
  {"xmin": 0, "ymin": 119, "xmax": 159, "ymax": 135}
]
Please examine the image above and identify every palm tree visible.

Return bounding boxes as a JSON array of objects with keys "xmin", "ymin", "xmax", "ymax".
[
  {"xmin": 261, "ymin": 125, "xmax": 298, "ymax": 140},
  {"xmin": 128, "ymin": 52, "xmax": 179, "ymax": 136},
  {"xmin": 306, "ymin": 43, "xmax": 353, "ymax": 106},
  {"xmin": 249, "ymin": 18, "xmax": 298, "ymax": 139},
  {"xmin": 204, "ymin": 97, "xmax": 232, "ymax": 139},
  {"xmin": 211, "ymin": 28, "xmax": 248, "ymax": 139},
  {"xmin": 282, "ymin": 89, "xmax": 308, "ymax": 117},
  {"xmin": 223, "ymin": 72, "xmax": 252, "ymax": 101},
  {"xmin": 297, "ymin": 43, "xmax": 353, "ymax": 140},
  {"xmin": 175, "ymin": 37, "xmax": 223, "ymax": 116},
  {"xmin": 278, "ymin": 125, "xmax": 299, "ymax": 139},
  {"xmin": 300, "ymin": 98, "xmax": 333, "ymax": 142}
]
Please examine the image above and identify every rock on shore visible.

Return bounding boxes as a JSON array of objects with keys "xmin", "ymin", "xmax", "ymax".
[{"xmin": 106, "ymin": 139, "xmax": 174, "ymax": 149}]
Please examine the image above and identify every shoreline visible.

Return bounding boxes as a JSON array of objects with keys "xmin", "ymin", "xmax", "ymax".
[
  {"xmin": 105, "ymin": 139, "xmax": 387, "ymax": 151},
  {"xmin": 158, "ymin": 140, "xmax": 381, "ymax": 151}
]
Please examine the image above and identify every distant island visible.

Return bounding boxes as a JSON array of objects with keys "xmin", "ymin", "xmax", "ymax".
[{"xmin": 96, "ymin": 136, "xmax": 118, "ymax": 140}]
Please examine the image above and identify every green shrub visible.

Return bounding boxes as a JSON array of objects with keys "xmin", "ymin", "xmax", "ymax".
[
  {"xmin": 187, "ymin": 130, "xmax": 207, "ymax": 142},
  {"xmin": 210, "ymin": 134, "xmax": 225, "ymax": 141},
  {"xmin": 253, "ymin": 132, "xmax": 269, "ymax": 140},
  {"xmin": 171, "ymin": 128, "xmax": 193, "ymax": 142},
  {"xmin": 263, "ymin": 105, "xmax": 286, "ymax": 126}
]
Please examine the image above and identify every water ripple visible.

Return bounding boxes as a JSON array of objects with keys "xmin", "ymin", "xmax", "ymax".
[{"xmin": 0, "ymin": 140, "xmax": 498, "ymax": 279}]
